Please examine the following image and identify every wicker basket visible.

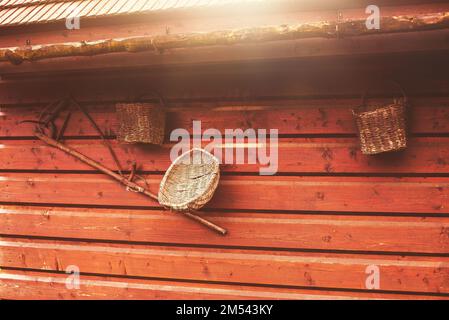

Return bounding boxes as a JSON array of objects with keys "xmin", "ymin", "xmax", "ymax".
[
  {"xmin": 353, "ymin": 84, "xmax": 408, "ymax": 155},
  {"xmin": 158, "ymin": 148, "xmax": 220, "ymax": 212},
  {"xmin": 116, "ymin": 94, "xmax": 166, "ymax": 145}
]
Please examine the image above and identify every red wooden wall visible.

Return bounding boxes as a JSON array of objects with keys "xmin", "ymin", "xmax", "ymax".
[{"xmin": 0, "ymin": 51, "xmax": 448, "ymax": 299}]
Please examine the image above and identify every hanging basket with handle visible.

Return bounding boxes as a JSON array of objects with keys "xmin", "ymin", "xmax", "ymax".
[
  {"xmin": 116, "ymin": 91, "xmax": 166, "ymax": 145},
  {"xmin": 353, "ymin": 82, "xmax": 408, "ymax": 155}
]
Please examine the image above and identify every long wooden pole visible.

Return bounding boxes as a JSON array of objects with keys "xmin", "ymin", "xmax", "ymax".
[
  {"xmin": 35, "ymin": 132, "xmax": 227, "ymax": 236},
  {"xmin": 3, "ymin": 11, "xmax": 449, "ymax": 65}
]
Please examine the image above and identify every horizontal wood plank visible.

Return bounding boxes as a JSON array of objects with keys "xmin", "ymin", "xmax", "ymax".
[
  {"xmin": 1, "ymin": 137, "xmax": 449, "ymax": 174},
  {"xmin": 1, "ymin": 97, "xmax": 448, "ymax": 138},
  {"xmin": 1, "ymin": 205, "xmax": 448, "ymax": 254},
  {"xmin": 1, "ymin": 238, "xmax": 448, "ymax": 293},
  {"xmin": 1, "ymin": 269, "xmax": 445, "ymax": 300},
  {"xmin": 0, "ymin": 174, "xmax": 448, "ymax": 214}
]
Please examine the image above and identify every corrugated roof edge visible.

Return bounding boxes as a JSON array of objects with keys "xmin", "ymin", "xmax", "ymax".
[{"xmin": 0, "ymin": 0, "xmax": 267, "ymax": 27}]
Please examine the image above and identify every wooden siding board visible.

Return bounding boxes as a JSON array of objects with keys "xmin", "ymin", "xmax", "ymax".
[
  {"xmin": 1, "ymin": 97, "xmax": 449, "ymax": 136},
  {"xmin": 0, "ymin": 97, "xmax": 446, "ymax": 134},
  {"xmin": 0, "ymin": 18, "xmax": 447, "ymax": 299},
  {"xmin": 0, "ymin": 173, "xmax": 448, "ymax": 214},
  {"xmin": 1, "ymin": 205, "xmax": 448, "ymax": 254},
  {"xmin": 1, "ymin": 137, "xmax": 449, "ymax": 174},
  {"xmin": 1, "ymin": 238, "xmax": 449, "ymax": 293},
  {"xmin": 2, "ymin": 269, "xmax": 445, "ymax": 300}
]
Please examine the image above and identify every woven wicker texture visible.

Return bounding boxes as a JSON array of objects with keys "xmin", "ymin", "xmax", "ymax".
[
  {"xmin": 158, "ymin": 148, "xmax": 220, "ymax": 212},
  {"xmin": 353, "ymin": 81, "xmax": 408, "ymax": 155},
  {"xmin": 116, "ymin": 102, "xmax": 165, "ymax": 145},
  {"xmin": 353, "ymin": 100, "xmax": 407, "ymax": 155}
]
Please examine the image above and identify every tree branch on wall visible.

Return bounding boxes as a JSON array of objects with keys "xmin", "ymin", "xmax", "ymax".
[{"xmin": 1, "ymin": 11, "xmax": 448, "ymax": 65}]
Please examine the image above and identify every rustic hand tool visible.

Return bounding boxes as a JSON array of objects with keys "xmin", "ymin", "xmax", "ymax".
[{"xmin": 31, "ymin": 98, "xmax": 227, "ymax": 236}]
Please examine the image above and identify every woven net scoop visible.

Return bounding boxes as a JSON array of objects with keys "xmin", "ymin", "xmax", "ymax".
[{"xmin": 158, "ymin": 148, "xmax": 220, "ymax": 212}]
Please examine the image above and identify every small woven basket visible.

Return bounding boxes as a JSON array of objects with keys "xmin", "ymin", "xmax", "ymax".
[
  {"xmin": 353, "ymin": 83, "xmax": 408, "ymax": 155},
  {"xmin": 158, "ymin": 148, "xmax": 220, "ymax": 212},
  {"xmin": 116, "ymin": 93, "xmax": 166, "ymax": 145}
]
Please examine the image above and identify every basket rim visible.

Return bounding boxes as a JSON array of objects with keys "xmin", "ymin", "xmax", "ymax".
[
  {"xmin": 158, "ymin": 148, "xmax": 220, "ymax": 210},
  {"xmin": 116, "ymin": 102, "xmax": 162, "ymax": 107},
  {"xmin": 353, "ymin": 101, "xmax": 405, "ymax": 117}
]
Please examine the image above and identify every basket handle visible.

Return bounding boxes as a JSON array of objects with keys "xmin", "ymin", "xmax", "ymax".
[
  {"xmin": 356, "ymin": 81, "xmax": 407, "ymax": 114},
  {"xmin": 135, "ymin": 90, "xmax": 166, "ymax": 108}
]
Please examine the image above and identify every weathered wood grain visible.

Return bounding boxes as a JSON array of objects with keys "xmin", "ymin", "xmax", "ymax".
[
  {"xmin": 0, "ymin": 173, "xmax": 448, "ymax": 214},
  {"xmin": 1, "ymin": 97, "xmax": 449, "ymax": 137},
  {"xmin": 1, "ymin": 238, "xmax": 448, "ymax": 293},
  {"xmin": 1, "ymin": 137, "xmax": 449, "ymax": 174},
  {"xmin": 1, "ymin": 205, "xmax": 448, "ymax": 254},
  {"xmin": 1, "ymin": 3, "xmax": 448, "ymax": 300},
  {"xmin": 2, "ymin": 269, "xmax": 445, "ymax": 300}
]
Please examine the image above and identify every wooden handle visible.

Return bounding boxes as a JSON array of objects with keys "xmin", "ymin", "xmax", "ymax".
[
  {"xmin": 35, "ymin": 132, "xmax": 159, "ymax": 200},
  {"xmin": 35, "ymin": 132, "xmax": 228, "ymax": 236},
  {"xmin": 183, "ymin": 211, "xmax": 227, "ymax": 236}
]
